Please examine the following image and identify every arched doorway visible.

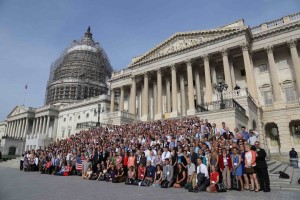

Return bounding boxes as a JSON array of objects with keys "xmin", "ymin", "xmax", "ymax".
[
  {"xmin": 8, "ymin": 146, "xmax": 16, "ymax": 155},
  {"xmin": 265, "ymin": 122, "xmax": 280, "ymax": 153},
  {"xmin": 289, "ymin": 120, "xmax": 300, "ymax": 145}
]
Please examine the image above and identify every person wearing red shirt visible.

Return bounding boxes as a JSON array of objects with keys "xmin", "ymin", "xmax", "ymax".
[
  {"xmin": 208, "ymin": 166, "xmax": 219, "ymax": 193},
  {"xmin": 137, "ymin": 163, "xmax": 146, "ymax": 181},
  {"xmin": 218, "ymin": 148, "xmax": 232, "ymax": 190},
  {"xmin": 123, "ymin": 152, "xmax": 129, "ymax": 175}
]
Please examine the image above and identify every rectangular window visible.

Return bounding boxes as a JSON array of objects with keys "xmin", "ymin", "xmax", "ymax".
[
  {"xmin": 240, "ymin": 69, "xmax": 246, "ymax": 77},
  {"xmin": 263, "ymin": 91, "xmax": 273, "ymax": 105},
  {"xmin": 277, "ymin": 59, "xmax": 288, "ymax": 70},
  {"xmin": 258, "ymin": 64, "xmax": 268, "ymax": 73},
  {"xmin": 68, "ymin": 129, "xmax": 71, "ymax": 137},
  {"xmin": 285, "ymin": 87, "xmax": 295, "ymax": 102},
  {"xmin": 62, "ymin": 130, "xmax": 65, "ymax": 138}
]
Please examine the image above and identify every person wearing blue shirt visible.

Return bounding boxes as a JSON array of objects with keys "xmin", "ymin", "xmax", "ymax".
[{"xmin": 241, "ymin": 126, "xmax": 250, "ymax": 141}]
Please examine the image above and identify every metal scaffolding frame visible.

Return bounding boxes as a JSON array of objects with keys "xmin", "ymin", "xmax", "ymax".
[{"xmin": 45, "ymin": 27, "xmax": 113, "ymax": 105}]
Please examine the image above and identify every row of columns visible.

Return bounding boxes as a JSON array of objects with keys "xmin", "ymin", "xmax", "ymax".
[
  {"xmin": 31, "ymin": 116, "xmax": 51, "ymax": 135},
  {"xmin": 264, "ymin": 39, "xmax": 300, "ymax": 103},
  {"xmin": 110, "ymin": 40, "xmax": 300, "ymax": 120},
  {"xmin": 7, "ymin": 118, "xmax": 28, "ymax": 139}
]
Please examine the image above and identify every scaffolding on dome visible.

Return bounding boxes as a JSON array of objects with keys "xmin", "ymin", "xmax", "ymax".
[{"xmin": 45, "ymin": 27, "xmax": 113, "ymax": 105}]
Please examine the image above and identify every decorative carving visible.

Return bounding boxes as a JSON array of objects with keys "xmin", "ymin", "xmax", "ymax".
[
  {"xmin": 221, "ymin": 48, "xmax": 229, "ymax": 57},
  {"xmin": 170, "ymin": 64, "xmax": 177, "ymax": 71},
  {"xmin": 264, "ymin": 45, "xmax": 273, "ymax": 54},
  {"xmin": 288, "ymin": 39, "xmax": 297, "ymax": 49},
  {"xmin": 156, "ymin": 68, "xmax": 162, "ymax": 75},
  {"xmin": 130, "ymin": 75, "xmax": 136, "ymax": 82},
  {"xmin": 240, "ymin": 42, "xmax": 249, "ymax": 52},
  {"xmin": 202, "ymin": 54, "xmax": 210, "ymax": 62},
  {"xmin": 185, "ymin": 59, "xmax": 193, "ymax": 67}
]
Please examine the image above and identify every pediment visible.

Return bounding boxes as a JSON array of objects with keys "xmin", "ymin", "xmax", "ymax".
[
  {"xmin": 129, "ymin": 21, "xmax": 246, "ymax": 67},
  {"xmin": 7, "ymin": 105, "xmax": 28, "ymax": 118}
]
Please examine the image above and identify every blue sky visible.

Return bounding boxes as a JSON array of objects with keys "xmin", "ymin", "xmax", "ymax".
[{"xmin": 0, "ymin": 0, "xmax": 299, "ymax": 121}]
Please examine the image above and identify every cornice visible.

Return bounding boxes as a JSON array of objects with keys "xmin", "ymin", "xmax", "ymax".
[
  {"xmin": 252, "ymin": 21, "xmax": 300, "ymax": 41},
  {"xmin": 129, "ymin": 28, "xmax": 248, "ymax": 69}
]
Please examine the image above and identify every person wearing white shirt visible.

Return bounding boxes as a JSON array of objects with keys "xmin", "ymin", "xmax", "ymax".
[
  {"xmin": 147, "ymin": 150, "xmax": 156, "ymax": 166},
  {"xmin": 162, "ymin": 147, "xmax": 171, "ymax": 163},
  {"xmin": 248, "ymin": 129, "xmax": 259, "ymax": 146},
  {"xmin": 195, "ymin": 158, "xmax": 209, "ymax": 191}
]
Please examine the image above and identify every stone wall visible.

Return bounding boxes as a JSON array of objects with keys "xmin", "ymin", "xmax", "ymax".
[{"xmin": 0, "ymin": 139, "xmax": 25, "ymax": 155}]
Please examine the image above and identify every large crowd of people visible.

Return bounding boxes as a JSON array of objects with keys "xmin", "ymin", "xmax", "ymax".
[{"xmin": 20, "ymin": 116, "xmax": 271, "ymax": 193}]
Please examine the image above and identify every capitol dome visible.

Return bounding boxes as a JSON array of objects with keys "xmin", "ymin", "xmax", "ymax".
[{"xmin": 45, "ymin": 27, "xmax": 113, "ymax": 105}]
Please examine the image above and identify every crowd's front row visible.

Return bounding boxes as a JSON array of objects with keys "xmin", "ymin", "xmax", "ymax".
[{"xmin": 25, "ymin": 143, "xmax": 269, "ymax": 193}]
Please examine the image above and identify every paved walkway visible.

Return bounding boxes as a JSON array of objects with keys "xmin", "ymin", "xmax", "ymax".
[{"xmin": 0, "ymin": 167, "xmax": 299, "ymax": 200}]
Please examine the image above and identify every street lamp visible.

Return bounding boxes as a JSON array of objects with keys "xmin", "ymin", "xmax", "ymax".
[
  {"xmin": 214, "ymin": 82, "xmax": 228, "ymax": 109},
  {"xmin": 95, "ymin": 103, "xmax": 105, "ymax": 127}
]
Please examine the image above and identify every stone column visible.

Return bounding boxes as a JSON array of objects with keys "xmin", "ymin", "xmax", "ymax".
[
  {"xmin": 265, "ymin": 45, "xmax": 282, "ymax": 102},
  {"xmin": 288, "ymin": 39, "xmax": 300, "ymax": 98},
  {"xmin": 195, "ymin": 69, "xmax": 201, "ymax": 106},
  {"xmin": 155, "ymin": 69, "xmax": 163, "ymax": 119},
  {"xmin": 18, "ymin": 119, "xmax": 24, "ymax": 138},
  {"xmin": 15, "ymin": 119, "xmax": 20, "ymax": 138},
  {"xmin": 203, "ymin": 54, "xmax": 213, "ymax": 103},
  {"xmin": 211, "ymin": 64, "xmax": 217, "ymax": 85},
  {"xmin": 6, "ymin": 122, "xmax": 11, "ymax": 136},
  {"xmin": 110, "ymin": 89, "xmax": 115, "ymax": 112},
  {"xmin": 23, "ymin": 118, "xmax": 29, "ymax": 138},
  {"xmin": 130, "ymin": 76, "xmax": 136, "ymax": 115},
  {"xmin": 12, "ymin": 121, "xmax": 17, "ymax": 137},
  {"xmin": 229, "ymin": 57, "xmax": 236, "ymax": 87},
  {"xmin": 46, "ymin": 116, "xmax": 50, "ymax": 136},
  {"xmin": 241, "ymin": 43, "xmax": 258, "ymax": 99},
  {"xmin": 37, "ymin": 117, "xmax": 41, "ymax": 134},
  {"xmin": 153, "ymin": 82, "xmax": 157, "ymax": 116},
  {"xmin": 221, "ymin": 49, "xmax": 233, "ymax": 91},
  {"xmin": 186, "ymin": 60, "xmax": 196, "ymax": 115},
  {"xmin": 166, "ymin": 77, "xmax": 171, "ymax": 113},
  {"xmin": 119, "ymin": 87, "xmax": 124, "ymax": 111},
  {"xmin": 42, "ymin": 116, "xmax": 46, "ymax": 134},
  {"xmin": 142, "ymin": 72, "xmax": 149, "ymax": 120},
  {"xmin": 32, "ymin": 119, "xmax": 36, "ymax": 134},
  {"xmin": 171, "ymin": 64, "xmax": 178, "ymax": 117},
  {"xmin": 180, "ymin": 74, "xmax": 186, "ymax": 116},
  {"xmin": 13, "ymin": 121, "xmax": 18, "ymax": 137}
]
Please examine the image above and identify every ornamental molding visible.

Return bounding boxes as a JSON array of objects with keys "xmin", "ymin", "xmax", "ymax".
[
  {"xmin": 265, "ymin": 45, "xmax": 274, "ymax": 54},
  {"xmin": 252, "ymin": 21, "xmax": 300, "ymax": 40},
  {"xmin": 129, "ymin": 27, "xmax": 247, "ymax": 68},
  {"xmin": 221, "ymin": 48, "xmax": 229, "ymax": 57},
  {"xmin": 288, "ymin": 38, "xmax": 297, "ymax": 48}
]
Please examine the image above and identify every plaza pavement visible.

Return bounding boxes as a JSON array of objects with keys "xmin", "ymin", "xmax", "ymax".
[{"xmin": 0, "ymin": 167, "xmax": 299, "ymax": 200}]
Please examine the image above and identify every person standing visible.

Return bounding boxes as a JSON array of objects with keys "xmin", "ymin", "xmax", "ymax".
[
  {"xmin": 254, "ymin": 141, "xmax": 270, "ymax": 192},
  {"xmin": 289, "ymin": 148, "xmax": 298, "ymax": 159}
]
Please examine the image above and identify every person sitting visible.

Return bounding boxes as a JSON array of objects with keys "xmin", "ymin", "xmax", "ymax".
[
  {"xmin": 195, "ymin": 158, "xmax": 209, "ymax": 191},
  {"xmin": 207, "ymin": 165, "xmax": 219, "ymax": 193},
  {"xmin": 137, "ymin": 163, "xmax": 146, "ymax": 182},
  {"xmin": 173, "ymin": 163, "xmax": 187, "ymax": 188},
  {"xmin": 23, "ymin": 157, "xmax": 29, "ymax": 172},
  {"xmin": 113, "ymin": 164, "xmax": 125, "ymax": 183},
  {"xmin": 125, "ymin": 166, "xmax": 136, "ymax": 185},
  {"xmin": 54, "ymin": 162, "xmax": 69, "ymax": 176},
  {"xmin": 153, "ymin": 165, "xmax": 162, "ymax": 187},
  {"xmin": 141, "ymin": 160, "xmax": 155, "ymax": 186},
  {"xmin": 107, "ymin": 164, "xmax": 117, "ymax": 182},
  {"xmin": 161, "ymin": 158, "xmax": 174, "ymax": 188}
]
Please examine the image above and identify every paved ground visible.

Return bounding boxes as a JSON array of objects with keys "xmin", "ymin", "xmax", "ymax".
[{"xmin": 0, "ymin": 167, "xmax": 299, "ymax": 200}]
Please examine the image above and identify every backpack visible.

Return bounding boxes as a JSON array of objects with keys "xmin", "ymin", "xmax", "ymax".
[{"xmin": 279, "ymin": 171, "xmax": 290, "ymax": 179}]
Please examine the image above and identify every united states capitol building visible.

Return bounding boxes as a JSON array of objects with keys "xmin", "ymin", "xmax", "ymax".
[{"xmin": 1, "ymin": 13, "xmax": 300, "ymax": 160}]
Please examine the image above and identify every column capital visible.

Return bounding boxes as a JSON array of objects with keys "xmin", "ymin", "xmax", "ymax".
[
  {"xmin": 143, "ymin": 71, "xmax": 149, "ymax": 77},
  {"xmin": 185, "ymin": 59, "xmax": 193, "ymax": 66},
  {"xmin": 170, "ymin": 63, "xmax": 177, "ymax": 71},
  {"xmin": 156, "ymin": 68, "xmax": 162, "ymax": 75},
  {"xmin": 288, "ymin": 39, "xmax": 297, "ymax": 49},
  {"xmin": 264, "ymin": 45, "xmax": 274, "ymax": 54},
  {"xmin": 240, "ymin": 42, "xmax": 249, "ymax": 52},
  {"xmin": 202, "ymin": 54, "xmax": 210, "ymax": 62},
  {"xmin": 221, "ymin": 48, "xmax": 229, "ymax": 57}
]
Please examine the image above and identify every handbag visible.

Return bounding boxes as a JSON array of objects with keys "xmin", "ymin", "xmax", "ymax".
[
  {"xmin": 216, "ymin": 183, "xmax": 227, "ymax": 192},
  {"xmin": 245, "ymin": 167, "xmax": 255, "ymax": 174}
]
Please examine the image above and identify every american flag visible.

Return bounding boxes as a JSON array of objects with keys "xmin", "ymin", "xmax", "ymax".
[{"xmin": 76, "ymin": 156, "xmax": 86, "ymax": 171}]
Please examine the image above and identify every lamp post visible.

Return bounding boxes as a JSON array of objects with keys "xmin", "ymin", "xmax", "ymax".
[
  {"xmin": 214, "ymin": 82, "xmax": 228, "ymax": 109},
  {"xmin": 95, "ymin": 103, "xmax": 105, "ymax": 127}
]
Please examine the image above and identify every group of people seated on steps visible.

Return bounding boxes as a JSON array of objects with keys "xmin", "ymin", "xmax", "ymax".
[{"xmin": 20, "ymin": 116, "xmax": 271, "ymax": 192}]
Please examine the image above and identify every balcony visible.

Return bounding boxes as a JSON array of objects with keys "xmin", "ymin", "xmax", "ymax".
[{"xmin": 212, "ymin": 89, "xmax": 249, "ymax": 101}]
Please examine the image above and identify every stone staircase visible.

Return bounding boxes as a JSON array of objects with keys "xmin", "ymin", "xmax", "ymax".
[
  {"xmin": 267, "ymin": 160, "xmax": 300, "ymax": 191},
  {"xmin": 0, "ymin": 157, "xmax": 20, "ymax": 169}
]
